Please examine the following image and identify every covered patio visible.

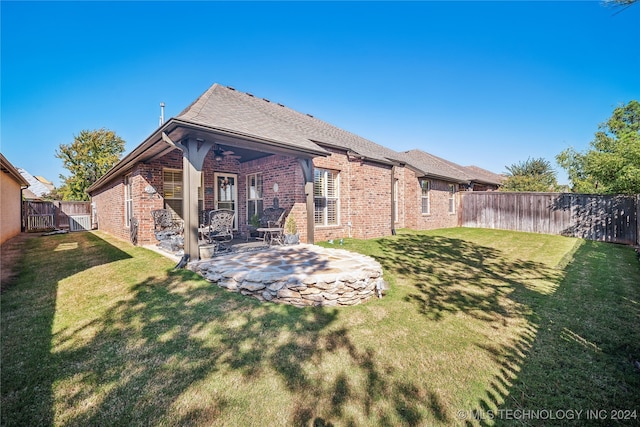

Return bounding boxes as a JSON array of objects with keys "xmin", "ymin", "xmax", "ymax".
[{"xmin": 89, "ymin": 84, "xmax": 332, "ymax": 262}]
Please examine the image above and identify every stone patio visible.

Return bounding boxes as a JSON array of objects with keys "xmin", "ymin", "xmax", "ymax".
[{"xmin": 191, "ymin": 244, "xmax": 386, "ymax": 307}]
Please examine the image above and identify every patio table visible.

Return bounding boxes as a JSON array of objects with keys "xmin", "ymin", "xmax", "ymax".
[{"xmin": 256, "ymin": 227, "xmax": 284, "ymax": 246}]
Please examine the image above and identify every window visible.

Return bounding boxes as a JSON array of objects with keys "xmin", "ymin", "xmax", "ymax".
[
  {"xmin": 124, "ymin": 174, "xmax": 133, "ymax": 227},
  {"xmin": 420, "ymin": 179, "xmax": 430, "ymax": 214},
  {"xmin": 393, "ymin": 179, "xmax": 399, "ymax": 222},
  {"xmin": 246, "ymin": 173, "xmax": 263, "ymax": 222},
  {"xmin": 163, "ymin": 169, "xmax": 183, "ymax": 218},
  {"xmin": 314, "ymin": 168, "xmax": 339, "ymax": 226},
  {"xmin": 163, "ymin": 168, "xmax": 203, "ymax": 219},
  {"xmin": 448, "ymin": 184, "xmax": 457, "ymax": 214}
]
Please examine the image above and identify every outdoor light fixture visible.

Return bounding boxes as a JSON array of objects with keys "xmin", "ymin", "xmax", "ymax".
[
  {"xmin": 144, "ymin": 185, "xmax": 159, "ymax": 199},
  {"xmin": 214, "ymin": 153, "xmax": 224, "ymax": 162}
]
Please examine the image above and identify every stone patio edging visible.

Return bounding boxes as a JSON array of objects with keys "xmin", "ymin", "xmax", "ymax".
[{"xmin": 191, "ymin": 244, "xmax": 386, "ymax": 307}]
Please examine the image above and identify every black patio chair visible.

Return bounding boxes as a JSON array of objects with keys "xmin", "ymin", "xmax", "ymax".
[
  {"xmin": 202, "ymin": 209, "xmax": 235, "ymax": 251},
  {"xmin": 151, "ymin": 209, "xmax": 183, "ymax": 241},
  {"xmin": 257, "ymin": 207, "xmax": 285, "ymax": 245}
]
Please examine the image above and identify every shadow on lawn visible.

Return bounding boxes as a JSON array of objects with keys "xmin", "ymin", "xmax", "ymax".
[
  {"xmin": 376, "ymin": 233, "xmax": 563, "ymax": 322},
  {"xmin": 47, "ymin": 267, "xmax": 434, "ymax": 425},
  {"xmin": 373, "ymin": 233, "xmax": 564, "ymax": 424},
  {"xmin": 485, "ymin": 241, "xmax": 640, "ymax": 427},
  {"xmin": 372, "ymin": 233, "xmax": 639, "ymax": 427},
  {"xmin": 0, "ymin": 232, "xmax": 131, "ymax": 427}
]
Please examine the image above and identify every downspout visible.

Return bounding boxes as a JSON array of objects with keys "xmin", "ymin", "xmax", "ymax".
[{"xmin": 391, "ymin": 165, "xmax": 397, "ymax": 235}]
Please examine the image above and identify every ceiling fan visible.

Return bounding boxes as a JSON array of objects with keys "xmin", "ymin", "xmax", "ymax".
[{"xmin": 213, "ymin": 144, "xmax": 241, "ymax": 161}]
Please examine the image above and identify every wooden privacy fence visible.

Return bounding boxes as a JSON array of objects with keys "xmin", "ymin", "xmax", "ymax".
[
  {"xmin": 461, "ymin": 192, "xmax": 639, "ymax": 245},
  {"xmin": 23, "ymin": 201, "xmax": 92, "ymax": 232}
]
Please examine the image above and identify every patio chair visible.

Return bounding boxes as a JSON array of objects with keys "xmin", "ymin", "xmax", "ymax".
[
  {"xmin": 261, "ymin": 207, "xmax": 286, "ymax": 229},
  {"xmin": 202, "ymin": 209, "xmax": 235, "ymax": 250},
  {"xmin": 199, "ymin": 209, "xmax": 216, "ymax": 242},
  {"xmin": 151, "ymin": 209, "xmax": 183, "ymax": 241},
  {"xmin": 257, "ymin": 207, "xmax": 285, "ymax": 245}
]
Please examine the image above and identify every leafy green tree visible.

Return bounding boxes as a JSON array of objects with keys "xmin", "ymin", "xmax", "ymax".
[
  {"xmin": 56, "ymin": 128, "xmax": 125, "ymax": 201},
  {"xmin": 556, "ymin": 100, "xmax": 640, "ymax": 195},
  {"xmin": 501, "ymin": 157, "xmax": 560, "ymax": 192},
  {"xmin": 605, "ymin": 0, "xmax": 637, "ymax": 9}
]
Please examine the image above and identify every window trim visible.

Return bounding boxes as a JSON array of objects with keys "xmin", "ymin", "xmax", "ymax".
[
  {"xmin": 448, "ymin": 183, "xmax": 457, "ymax": 214},
  {"xmin": 420, "ymin": 179, "xmax": 430, "ymax": 215},
  {"xmin": 124, "ymin": 174, "xmax": 133, "ymax": 227},
  {"xmin": 246, "ymin": 173, "xmax": 264, "ymax": 224},
  {"xmin": 393, "ymin": 178, "xmax": 399, "ymax": 222},
  {"xmin": 314, "ymin": 168, "xmax": 340, "ymax": 227},
  {"xmin": 162, "ymin": 168, "xmax": 203, "ymax": 220}
]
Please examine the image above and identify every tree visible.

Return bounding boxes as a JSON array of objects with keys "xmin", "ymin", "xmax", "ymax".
[
  {"xmin": 556, "ymin": 100, "xmax": 640, "ymax": 195},
  {"xmin": 604, "ymin": 0, "xmax": 637, "ymax": 9},
  {"xmin": 56, "ymin": 128, "xmax": 125, "ymax": 201},
  {"xmin": 501, "ymin": 157, "xmax": 560, "ymax": 192}
]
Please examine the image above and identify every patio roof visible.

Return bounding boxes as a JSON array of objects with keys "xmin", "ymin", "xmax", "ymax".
[{"xmin": 176, "ymin": 84, "xmax": 404, "ymax": 166}]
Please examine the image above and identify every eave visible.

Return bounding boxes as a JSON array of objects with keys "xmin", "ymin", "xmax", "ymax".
[{"xmin": 88, "ymin": 118, "xmax": 330, "ymax": 195}]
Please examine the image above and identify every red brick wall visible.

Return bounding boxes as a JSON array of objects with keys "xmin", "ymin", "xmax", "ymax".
[
  {"xmin": 313, "ymin": 148, "xmax": 394, "ymax": 241},
  {"xmin": 91, "ymin": 174, "xmax": 128, "ymax": 243},
  {"xmin": 240, "ymin": 155, "xmax": 306, "ymax": 240},
  {"xmin": 402, "ymin": 170, "xmax": 461, "ymax": 230},
  {"xmin": 92, "ymin": 143, "xmax": 465, "ymax": 247}
]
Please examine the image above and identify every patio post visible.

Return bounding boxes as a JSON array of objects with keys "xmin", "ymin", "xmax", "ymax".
[
  {"xmin": 162, "ymin": 133, "xmax": 214, "ymax": 261},
  {"xmin": 298, "ymin": 158, "xmax": 315, "ymax": 244}
]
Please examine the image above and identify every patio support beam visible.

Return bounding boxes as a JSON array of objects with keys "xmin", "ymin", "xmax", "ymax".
[
  {"xmin": 298, "ymin": 158, "xmax": 315, "ymax": 244},
  {"xmin": 162, "ymin": 132, "xmax": 214, "ymax": 261}
]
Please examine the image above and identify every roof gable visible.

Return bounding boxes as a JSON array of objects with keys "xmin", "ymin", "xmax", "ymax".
[{"xmin": 177, "ymin": 84, "xmax": 399, "ymax": 164}]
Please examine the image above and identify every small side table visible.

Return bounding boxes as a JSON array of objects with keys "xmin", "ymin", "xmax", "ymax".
[{"xmin": 256, "ymin": 227, "xmax": 284, "ymax": 246}]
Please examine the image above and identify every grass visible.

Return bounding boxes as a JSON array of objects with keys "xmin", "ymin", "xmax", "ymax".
[{"xmin": 1, "ymin": 228, "xmax": 639, "ymax": 426}]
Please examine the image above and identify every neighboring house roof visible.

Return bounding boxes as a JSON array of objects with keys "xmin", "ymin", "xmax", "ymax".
[
  {"xmin": 34, "ymin": 175, "xmax": 55, "ymax": 192},
  {"xmin": 17, "ymin": 167, "xmax": 52, "ymax": 198},
  {"xmin": 1, "ymin": 153, "xmax": 29, "ymax": 187},
  {"xmin": 21, "ymin": 188, "xmax": 40, "ymax": 200}
]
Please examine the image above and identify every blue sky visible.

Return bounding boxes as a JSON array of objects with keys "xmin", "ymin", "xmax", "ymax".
[{"xmin": 2, "ymin": 1, "xmax": 638, "ymax": 186}]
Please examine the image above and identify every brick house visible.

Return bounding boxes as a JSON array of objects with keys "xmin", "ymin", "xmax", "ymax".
[{"xmin": 87, "ymin": 83, "xmax": 500, "ymax": 260}]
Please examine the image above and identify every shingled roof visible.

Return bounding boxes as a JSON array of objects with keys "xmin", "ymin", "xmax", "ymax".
[
  {"xmin": 463, "ymin": 165, "xmax": 504, "ymax": 185},
  {"xmin": 90, "ymin": 83, "xmax": 501, "ymax": 193},
  {"xmin": 177, "ymin": 84, "xmax": 400, "ymax": 164},
  {"xmin": 400, "ymin": 149, "xmax": 471, "ymax": 183},
  {"xmin": 401, "ymin": 149, "xmax": 503, "ymax": 186}
]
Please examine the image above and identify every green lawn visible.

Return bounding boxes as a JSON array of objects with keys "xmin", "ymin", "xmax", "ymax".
[{"xmin": 1, "ymin": 229, "xmax": 638, "ymax": 426}]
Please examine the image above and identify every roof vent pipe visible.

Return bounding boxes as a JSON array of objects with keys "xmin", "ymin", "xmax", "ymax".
[{"xmin": 159, "ymin": 102, "xmax": 165, "ymax": 126}]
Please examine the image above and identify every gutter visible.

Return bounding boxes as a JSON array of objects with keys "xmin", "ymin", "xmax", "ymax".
[{"xmin": 88, "ymin": 118, "xmax": 330, "ymax": 194}]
